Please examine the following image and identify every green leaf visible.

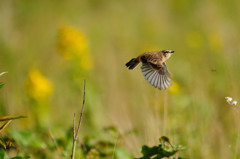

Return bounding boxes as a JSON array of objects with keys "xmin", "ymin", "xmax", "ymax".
[
  {"xmin": 0, "ymin": 149, "xmax": 5, "ymax": 158},
  {"xmin": 137, "ymin": 136, "xmax": 186, "ymax": 159},
  {"xmin": 0, "ymin": 83, "xmax": 5, "ymax": 88},
  {"xmin": 0, "ymin": 148, "xmax": 9, "ymax": 159},
  {"xmin": 9, "ymin": 131, "xmax": 34, "ymax": 147},
  {"xmin": 158, "ymin": 146, "xmax": 177, "ymax": 157},
  {"xmin": 141, "ymin": 145, "xmax": 159, "ymax": 159},
  {"xmin": 9, "ymin": 130, "xmax": 46, "ymax": 148},
  {"xmin": 139, "ymin": 144, "xmax": 178, "ymax": 159}
]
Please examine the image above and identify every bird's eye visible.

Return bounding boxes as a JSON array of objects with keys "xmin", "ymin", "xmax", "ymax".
[{"xmin": 163, "ymin": 50, "xmax": 168, "ymax": 53}]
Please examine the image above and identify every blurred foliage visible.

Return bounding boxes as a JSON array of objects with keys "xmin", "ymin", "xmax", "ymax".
[
  {"xmin": 4, "ymin": 126, "xmax": 132, "ymax": 159},
  {"xmin": 0, "ymin": 72, "xmax": 7, "ymax": 88},
  {"xmin": 0, "ymin": 84, "xmax": 5, "ymax": 89},
  {"xmin": 0, "ymin": 115, "xmax": 27, "ymax": 158},
  {"xmin": 0, "ymin": 72, "xmax": 28, "ymax": 158},
  {"xmin": 81, "ymin": 126, "xmax": 133, "ymax": 159},
  {"xmin": 136, "ymin": 136, "xmax": 185, "ymax": 159},
  {"xmin": 0, "ymin": 116, "xmax": 27, "ymax": 135},
  {"xmin": 0, "ymin": 149, "xmax": 30, "ymax": 159},
  {"xmin": 0, "ymin": 0, "xmax": 240, "ymax": 158}
]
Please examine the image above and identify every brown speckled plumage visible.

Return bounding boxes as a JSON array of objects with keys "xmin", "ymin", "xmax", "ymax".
[{"xmin": 126, "ymin": 50, "xmax": 174, "ymax": 90}]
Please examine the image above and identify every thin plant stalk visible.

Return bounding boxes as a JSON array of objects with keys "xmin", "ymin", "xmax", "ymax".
[{"xmin": 71, "ymin": 80, "xmax": 86, "ymax": 159}]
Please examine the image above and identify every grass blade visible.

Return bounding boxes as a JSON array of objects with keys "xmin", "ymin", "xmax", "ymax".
[{"xmin": 0, "ymin": 115, "xmax": 27, "ymax": 122}]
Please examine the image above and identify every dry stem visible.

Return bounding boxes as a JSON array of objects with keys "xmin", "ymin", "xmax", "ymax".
[{"xmin": 71, "ymin": 80, "xmax": 86, "ymax": 159}]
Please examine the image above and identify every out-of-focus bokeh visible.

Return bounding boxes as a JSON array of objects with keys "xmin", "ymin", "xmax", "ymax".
[{"xmin": 0, "ymin": 0, "xmax": 240, "ymax": 158}]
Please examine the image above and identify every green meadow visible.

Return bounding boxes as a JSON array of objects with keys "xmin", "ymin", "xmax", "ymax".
[{"xmin": 0, "ymin": 0, "xmax": 240, "ymax": 158}]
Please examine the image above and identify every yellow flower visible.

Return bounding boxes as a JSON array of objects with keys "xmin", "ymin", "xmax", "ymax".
[
  {"xmin": 208, "ymin": 32, "xmax": 223, "ymax": 52},
  {"xmin": 26, "ymin": 68, "xmax": 53, "ymax": 100},
  {"xmin": 169, "ymin": 80, "xmax": 180, "ymax": 94},
  {"xmin": 57, "ymin": 26, "xmax": 93, "ymax": 70}
]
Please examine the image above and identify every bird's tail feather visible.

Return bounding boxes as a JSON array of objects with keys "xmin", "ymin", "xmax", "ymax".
[{"xmin": 125, "ymin": 58, "xmax": 140, "ymax": 70}]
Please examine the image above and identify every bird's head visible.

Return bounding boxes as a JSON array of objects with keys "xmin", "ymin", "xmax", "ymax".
[{"xmin": 162, "ymin": 50, "xmax": 174, "ymax": 60}]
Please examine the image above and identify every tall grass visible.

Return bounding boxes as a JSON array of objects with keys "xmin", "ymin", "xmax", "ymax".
[{"xmin": 0, "ymin": 0, "xmax": 240, "ymax": 158}]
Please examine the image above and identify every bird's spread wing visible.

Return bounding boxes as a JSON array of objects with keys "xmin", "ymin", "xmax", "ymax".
[
  {"xmin": 140, "ymin": 62, "xmax": 172, "ymax": 90},
  {"xmin": 162, "ymin": 62, "xmax": 171, "ymax": 76}
]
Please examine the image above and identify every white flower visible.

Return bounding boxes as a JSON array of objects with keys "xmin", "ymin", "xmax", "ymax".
[
  {"xmin": 231, "ymin": 101, "xmax": 237, "ymax": 106},
  {"xmin": 225, "ymin": 97, "xmax": 233, "ymax": 103}
]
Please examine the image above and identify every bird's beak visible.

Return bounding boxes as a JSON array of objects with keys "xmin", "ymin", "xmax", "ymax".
[{"xmin": 170, "ymin": 50, "xmax": 175, "ymax": 53}]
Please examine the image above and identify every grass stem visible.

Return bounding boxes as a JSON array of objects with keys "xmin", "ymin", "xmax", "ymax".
[{"xmin": 71, "ymin": 80, "xmax": 86, "ymax": 159}]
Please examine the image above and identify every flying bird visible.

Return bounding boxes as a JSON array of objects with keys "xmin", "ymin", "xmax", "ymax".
[{"xmin": 125, "ymin": 50, "xmax": 174, "ymax": 90}]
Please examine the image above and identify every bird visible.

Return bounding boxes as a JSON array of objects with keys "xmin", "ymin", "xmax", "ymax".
[{"xmin": 125, "ymin": 50, "xmax": 174, "ymax": 90}]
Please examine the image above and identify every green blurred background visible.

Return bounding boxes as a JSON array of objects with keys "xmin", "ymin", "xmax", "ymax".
[{"xmin": 0, "ymin": 0, "xmax": 240, "ymax": 158}]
